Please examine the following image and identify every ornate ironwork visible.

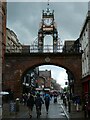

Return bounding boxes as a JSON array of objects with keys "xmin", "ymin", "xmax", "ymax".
[{"xmin": 5, "ymin": 44, "xmax": 82, "ymax": 54}]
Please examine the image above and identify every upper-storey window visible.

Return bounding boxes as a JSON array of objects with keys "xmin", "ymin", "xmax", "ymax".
[{"xmin": 84, "ymin": 32, "xmax": 85, "ymax": 36}]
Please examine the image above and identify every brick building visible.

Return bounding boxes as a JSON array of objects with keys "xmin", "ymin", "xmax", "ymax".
[
  {"xmin": 0, "ymin": 1, "xmax": 7, "ymax": 62},
  {"xmin": 0, "ymin": 1, "xmax": 6, "ymax": 94},
  {"xmin": 39, "ymin": 70, "xmax": 51, "ymax": 88}
]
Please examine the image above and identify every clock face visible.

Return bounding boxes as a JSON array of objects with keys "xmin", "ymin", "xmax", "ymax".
[{"xmin": 44, "ymin": 18, "xmax": 52, "ymax": 26}]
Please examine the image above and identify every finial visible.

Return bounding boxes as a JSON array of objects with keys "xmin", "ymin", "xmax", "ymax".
[
  {"xmin": 47, "ymin": 0, "xmax": 49, "ymax": 6},
  {"xmin": 47, "ymin": 0, "xmax": 50, "ymax": 12}
]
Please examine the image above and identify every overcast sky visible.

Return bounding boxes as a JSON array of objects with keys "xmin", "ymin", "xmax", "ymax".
[
  {"xmin": 39, "ymin": 65, "xmax": 68, "ymax": 88},
  {"xmin": 7, "ymin": 2, "xmax": 88, "ymax": 44},
  {"xmin": 7, "ymin": 1, "xmax": 88, "ymax": 88}
]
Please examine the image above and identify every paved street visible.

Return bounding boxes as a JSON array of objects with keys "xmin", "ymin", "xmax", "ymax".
[
  {"xmin": 1, "ymin": 97, "xmax": 85, "ymax": 119},
  {"xmin": 2, "ymin": 97, "xmax": 67, "ymax": 119}
]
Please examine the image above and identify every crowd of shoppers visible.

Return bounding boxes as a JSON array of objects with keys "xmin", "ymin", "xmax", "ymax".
[
  {"xmin": 21, "ymin": 91, "xmax": 52, "ymax": 118},
  {"xmin": 14, "ymin": 91, "xmax": 90, "ymax": 119}
]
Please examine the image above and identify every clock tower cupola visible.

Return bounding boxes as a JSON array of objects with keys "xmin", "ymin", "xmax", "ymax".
[{"xmin": 38, "ymin": 1, "xmax": 58, "ymax": 52}]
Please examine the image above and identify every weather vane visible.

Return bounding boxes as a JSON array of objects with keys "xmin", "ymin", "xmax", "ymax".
[
  {"xmin": 47, "ymin": 0, "xmax": 50, "ymax": 12},
  {"xmin": 47, "ymin": 0, "xmax": 50, "ymax": 6}
]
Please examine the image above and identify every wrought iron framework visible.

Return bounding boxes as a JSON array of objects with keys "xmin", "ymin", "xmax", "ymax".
[{"xmin": 5, "ymin": 44, "xmax": 82, "ymax": 54}]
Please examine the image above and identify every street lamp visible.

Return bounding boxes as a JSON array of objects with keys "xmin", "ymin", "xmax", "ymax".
[{"xmin": 68, "ymin": 79, "xmax": 74, "ymax": 113}]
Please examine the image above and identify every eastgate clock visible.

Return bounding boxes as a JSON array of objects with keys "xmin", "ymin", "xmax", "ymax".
[{"xmin": 44, "ymin": 18, "xmax": 52, "ymax": 26}]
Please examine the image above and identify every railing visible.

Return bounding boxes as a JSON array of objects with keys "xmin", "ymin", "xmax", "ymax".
[
  {"xmin": 30, "ymin": 45, "xmax": 63, "ymax": 53},
  {"xmin": 5, "ymin": 45, "xmax": 82, "ymax": 54}
]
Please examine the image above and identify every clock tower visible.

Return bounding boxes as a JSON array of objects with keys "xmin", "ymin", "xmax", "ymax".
[{"xmin": 38, "ymin": 3, "xmax": 58, "ymax": 52}]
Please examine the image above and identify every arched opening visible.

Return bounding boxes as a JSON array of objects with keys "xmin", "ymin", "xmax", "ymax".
[
  {"xmin": 21, "ymin": 64, "xmax": 75, "ymax": 100},
  {"xmin": 44, "ymin": 35, "xmax": 53, "ymax": 52}
]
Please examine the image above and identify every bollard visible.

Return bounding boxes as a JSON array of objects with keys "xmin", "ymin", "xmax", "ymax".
[
  {"xmin": 15, "ymin": 98, "xmax": 20, "ymax": 114},
  {"xmin": 9, "ymin": 101, "xmax": 16, "ymax": 114}
]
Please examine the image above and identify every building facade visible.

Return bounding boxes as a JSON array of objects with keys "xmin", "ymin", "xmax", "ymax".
[
  {"xmin": 63, "ymin": 39, "xmax": 81, "ymax": 53},
  {"xmin": 79, "ymin": 10, "xmax": 90, "ymax": 97},
  {"xmin": 39, "ymin": 70, "xmax": 51, "ymax": 88},
  {"xmin": 6, "ymin": 28, "xmax": 22, "ymax": 53},
  {"xmin": 22, "ymin": 67, "xmax": 39, "ymax": 93},
  {"xmin": 0, "ymin": 1, "xmax": 7, "ymax": 62},
  {"xmin": 66, "ymin": 70, "xmax": 74, "ymax": 99},
  {"xmin": 63, "ymin": 41, "xmax": 75, "ymax": 53}
]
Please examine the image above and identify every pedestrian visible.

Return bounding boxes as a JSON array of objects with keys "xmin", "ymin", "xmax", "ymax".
[
  {"xmin": 87, "ymin": 99, "xmax": 90, "ymax": 118},
  {"xmin": 63, "ymin": 94, "xmax": 67, "ymax": 107},
  {"xmin": 23, "ymin": 93, "xmax": 28, "ymax": 105},
  {"xmin": 82, "ymin": 101, "xmax": 87, "ymax": 118},
  {"xmin": 35, "ymin": 93, "xmax": 44, "ymax": 118},
  {"xmin": 54, "ymin": 94, "xmax": 57, "ymax": 103},
  {"xmin": 27, "ymin": 93, "xmax": 34, "ymax": 118},
  {"xmin": 44, "ymin": 93, "xmax": 51, "ymax": 114},
  {"xmin": 50, "ymin": 93, "xmax": 53, "ymax": 99},
  {"xmin": 75, "ymin": 96, "xmax": 81, "ymax": 112},
  {"xmin": 15, "ymin": 98, "xmax": 20, "ymax": 114},
  {"xmin": 83, "ymin": 94, "xmax": 90, "ymax": 118}
]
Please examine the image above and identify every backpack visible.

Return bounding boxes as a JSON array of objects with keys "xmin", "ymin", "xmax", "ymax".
[
  {"xmin": 35, "ymin": 97, "xmax": 42, "ymax": 106},
  {"xmin": 45, "ymin": 96, "xmax": 49, "ymax": 103},
  {"xmin": 27, "ymin": 96, "xmax": 34, "ymax": 106}
]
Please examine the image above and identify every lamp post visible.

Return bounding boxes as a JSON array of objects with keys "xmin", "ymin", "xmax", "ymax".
[
  {"xmin": 68, "ymin": 79, "xmax": 71, "ymax": 113},
  {"xmin": 68, "ymin": 79, "xmax": 73, "ymax": 113},
  {"xmin": 65, "ymin": 79, "xmax": 71, "ymax": 113}
]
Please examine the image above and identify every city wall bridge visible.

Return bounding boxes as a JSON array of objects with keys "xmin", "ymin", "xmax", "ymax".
[
  {"xmin": 3, "ymin": 3, "xmax": 83, "ymax": 99},
  {"xmin": 3, "ymin": 46, "xmax": 82, "ymax": 98}
]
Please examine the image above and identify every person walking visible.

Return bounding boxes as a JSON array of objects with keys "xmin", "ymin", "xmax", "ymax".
[
  {"xmin": 35, "ymin": 93, "xmax": 44, "ymax": 118},
  {"xmin": 23, "ymin": 93, "xmax": 28, "ymax": 105},
  {"xmin": 27, "ymin": 92, "xmax": 34, "ymax": 118},
  {"xmin": 63, "ymin": 95, "xmax": 67, "ymax": 107},
  {"xmin": 75, "ymin": 96, "xmax": 81, "ymax": 112},
  {"xmin": 54, "ymin": 94, "xmax": 57, "ymax": 103},
  {"xmin": 44, "ymin": 93, "xmax": 51, "ymax": 114}
]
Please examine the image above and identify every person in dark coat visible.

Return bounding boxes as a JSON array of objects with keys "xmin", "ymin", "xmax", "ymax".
[
  {"xmin": 44, "ymin": 93, "xmax": 51, "ymax": 114},
  {"xmin": 75, "ymin": 96, "xmax": 81, "ymax": 111},
  {"xmin": 54, "ymin": 94, "xmax": 57, "ymax": 103},
  {"xmin": 35, "ymin": 93, "xmax": 44, "ymax": 116},
  {"xmin": 27, "ymin": 93, "xmax": 34, "ymax": 118}
]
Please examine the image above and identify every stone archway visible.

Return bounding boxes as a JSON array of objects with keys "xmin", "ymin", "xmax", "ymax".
[{"xmin": 3, "ymin": 52, "xmax": 82, "ymax": 98}]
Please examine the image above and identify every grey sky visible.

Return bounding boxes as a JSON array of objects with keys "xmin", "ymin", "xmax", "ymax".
[
  {"xmin": 7, "ymin": 2, "xmax": 88, "ymax": 44},
  {"xmin": 7, "ymin": 2, "xmax": 88, "ymax": 88},
  {"xmin": 7, "ymin": 0, "xmax": 90, "ymax": 2},
  {"xmin": 39, "ymin": 65, "xmax": 68, "ymax": 88}
]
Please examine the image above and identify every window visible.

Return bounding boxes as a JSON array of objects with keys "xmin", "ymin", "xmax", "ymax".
[{"xmin": 84, "ymin": 33, "xmax": 85, "ymax": 36}]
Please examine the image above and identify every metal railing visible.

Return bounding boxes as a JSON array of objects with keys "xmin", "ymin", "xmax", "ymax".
[
  {"xmin": 30, "ymin": 45, "xmax": 63, "ymax": 53},
  {"xmin": 5, "ymin": 45, "xmax": 82, "ymax": 54}
]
